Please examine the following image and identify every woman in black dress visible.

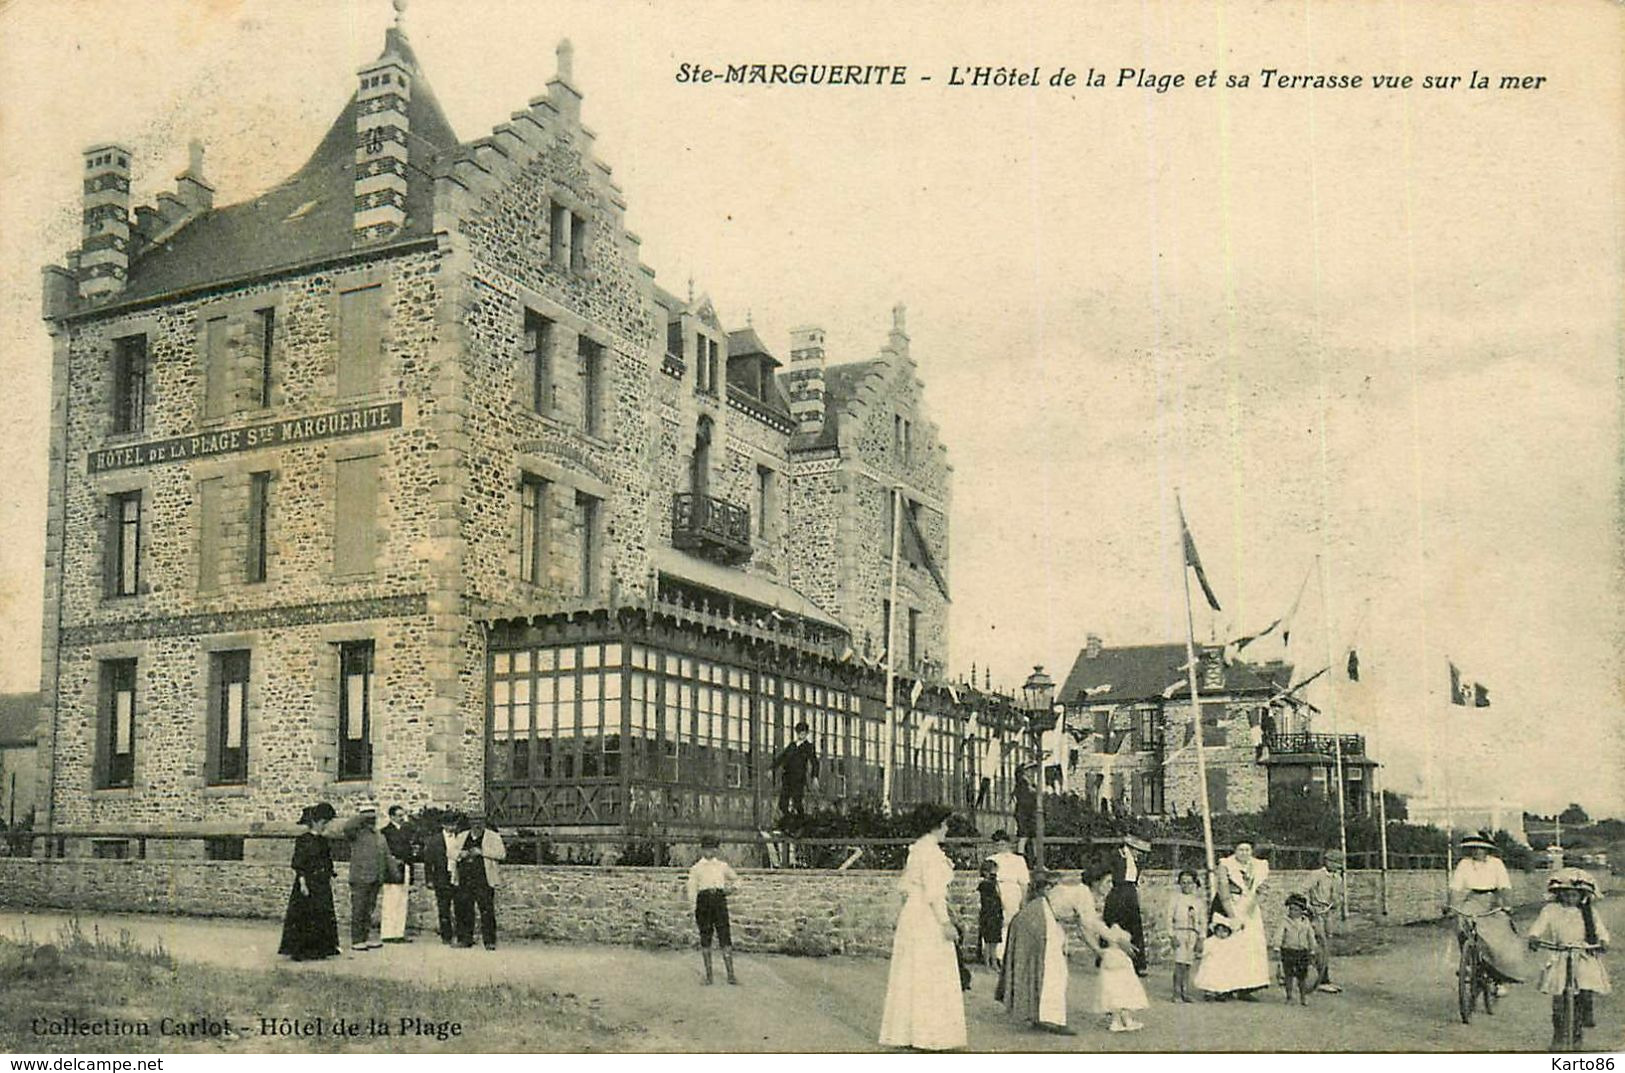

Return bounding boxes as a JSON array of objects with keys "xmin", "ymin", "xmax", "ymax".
[{"xmin": 278, "ymin": 802, "xmax": 339, "ymax": 961}]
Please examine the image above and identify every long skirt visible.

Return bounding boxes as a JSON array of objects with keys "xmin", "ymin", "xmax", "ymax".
[
  {"xmin": 879, "ymin": 896, "xmax": 968, "ymax": 1050},
  {"xmin": 1457, "ymin": 892, "xmax": 1530, "ymax": 983},
  {"xmin": 380, "ymin": 882, "xmax": 409, "ymax": 940},
  {"xmin": 278, "ymin": 874, "xmax": 340, "ymax": 961}
]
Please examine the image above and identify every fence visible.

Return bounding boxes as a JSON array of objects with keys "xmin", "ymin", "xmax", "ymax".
[{"xmin": 21, "ymin": 828, "xmax": 1451, "ymax": 874}]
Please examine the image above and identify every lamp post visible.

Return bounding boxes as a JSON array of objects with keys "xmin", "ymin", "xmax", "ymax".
[{"xmin": 1022, "ymin": 665, "xmax": 1056, "ymax": 869}]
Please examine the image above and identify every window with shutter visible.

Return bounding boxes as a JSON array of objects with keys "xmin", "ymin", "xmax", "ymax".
[
  {"xmin": 197, "ymin": 477, "xmax": 223, "ymax": 591},
  {"xmin": 203, "ymin": 316, "xmax": 232, "ymax": 418},
  {"xmin": 336, "ymin": 286, "xmax": 382, "ymax": 398},
  {"xmin": 333, "ymin": 455, "xmax": 380, "ymax": 575}
]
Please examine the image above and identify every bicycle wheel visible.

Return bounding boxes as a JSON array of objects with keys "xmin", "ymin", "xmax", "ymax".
[
  {"xmin": 1560, "ymin": 990, "xmax": 1577, "ymax": 1050},
  {"xmin": 1479, "ymin": 966, "xmax": 1496, "ymax": 1015},
  {"xmin": 1457, "ymin": 947, "xmax": 1476, "ymax": 1024}
]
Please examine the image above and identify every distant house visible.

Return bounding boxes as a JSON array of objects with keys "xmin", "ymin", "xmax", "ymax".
[
  {"xmin": 0, "ymin": 692, "xmax": 40, "ymax": 829},
  {"xmin": 1057, "ymin": 636, "xmax": 1377, "ymax": 818}
]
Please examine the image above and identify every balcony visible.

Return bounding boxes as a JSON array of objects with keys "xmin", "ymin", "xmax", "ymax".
[
  {"xmin": 1265, "ymin": 732, "xmax": 1366, "ymax": 759},
  {"xmin": 671, "ymin": 492, "xmax": 752, "ymax": 563}
]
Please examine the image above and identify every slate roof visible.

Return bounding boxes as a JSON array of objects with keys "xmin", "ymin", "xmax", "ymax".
[
  {"xmin": 724, "ymin": 327, "xmax": 777, "ymax": 366},
  {"xmin": 1059, "ymin": 644, "xmax": 1290, "ymax": 706},
  {"xmin": 786, "ymin": 359, "xmax": 882, "ymax": 451},
  {"xmin": 0, "ymin": 693, "xmax": 41, "ymax": 748},
  {"xmin": 117, "ymin": 28, "xmax": 460, "ymax": 304}
]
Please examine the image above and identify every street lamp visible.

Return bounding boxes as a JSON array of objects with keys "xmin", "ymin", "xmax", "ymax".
[{"xmin": 1022, "ymin": 665, "xmax": 1056, "ymax": 868}]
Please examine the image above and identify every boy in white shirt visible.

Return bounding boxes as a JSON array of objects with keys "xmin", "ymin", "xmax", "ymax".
[{"xmin": 687, "ymin": 834, "xmax": 741, "ymax": 985}]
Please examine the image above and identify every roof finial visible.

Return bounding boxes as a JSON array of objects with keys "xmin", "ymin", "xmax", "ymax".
[
  {"xmin": 185, "ymin": 138, "xmax": 205, "ymax": 178},
  {"xmin": 392, "ymin": 0, "xmax": 407, "ymax": 31},
  {"xmin": 746, "ymin": 308, "xmax": 754, "ymax": 327},
  {"xmin": 686, "ymin": 274, "xmax": 695, "ymax": 304},
  {"xmin": 557, "ymin": 38, "xmax": 575, "ymax": 83},
  {"xmin": 892, "ymin": 301, "xmax": 907, "ymax": 334}
]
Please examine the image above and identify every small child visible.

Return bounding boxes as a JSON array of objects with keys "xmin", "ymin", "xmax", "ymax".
[
  {"xmin": 1527, "ymin": 868, "xmax": 1610, "ymax": 1049},
  {"xmin": 1277, "ymin": 893, "xmax": 1316, "ymax": 1005},
  {"xmin": 686, "ymin": 834, "xmax": 741, "ymax": 985},
  {"xmin": 977, "ymin": 858, "xmax": 1005, "ymax": 969},
  {"xmin": 1094, "ymin": 923, "xmax": 1150, "ymax": 1033},
  {"xmin": 1167, "ymin": 868, "xmax": 1208, "ymax": 1002}
]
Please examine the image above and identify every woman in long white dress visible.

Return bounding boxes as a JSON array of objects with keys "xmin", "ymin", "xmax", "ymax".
[
  {"xmin": 879, "ymin": 805, "xmax": 968, "ymax": 1050},
  {"xmin": 1194, "ymin": 840, "xmax": 1272, "ymax": 997}
]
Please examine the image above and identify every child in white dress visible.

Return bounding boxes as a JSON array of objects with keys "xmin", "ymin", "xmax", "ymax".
[
  {"xmin": 1094, "ymin": 922, "xmax": 1149, "ymax": 1032},
  {"xmin": 1527, "ymin": 868, "xmax": 1610, "ymax": 1050}
]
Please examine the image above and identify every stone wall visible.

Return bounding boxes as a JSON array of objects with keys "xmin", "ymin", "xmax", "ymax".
[
  {"xmin": 44, "ymin": 245, "xmax": 479, "ymax": 827},
  {"xmin": 0, "ymin": 859, "xmax": 1548, "ymax": 959}
]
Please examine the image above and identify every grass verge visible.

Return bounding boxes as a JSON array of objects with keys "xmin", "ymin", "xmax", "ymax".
[{"xmin": 0, "ymin": 928, "xmax": 640, "ymax": 1054}]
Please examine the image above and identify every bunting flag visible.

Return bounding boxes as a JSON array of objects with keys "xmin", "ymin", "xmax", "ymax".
[
  {"xmin": 909, "ymin": 679, "xmax": 924, "ymax": 707},
  {"xmin": 1268, "ymin": 665, "xmax": 1329, "ymax": 704},
  {"xmin": 1179, "ymin": 500, "xmax": 1222, "ymax": 611},
  {"xmin": 838, "ymin": 643, "xmax": 855, "ymax": 663},
  {"xmin": 1224, "ymin": 619, "xmax": 1280, "ymax": 664},
  {"xmin": 1161, "ymin": 679, "xmax": 1186, "ymax": 699},
  {"xmin": 1448, "ymin": 660, "xmax": 1491, "ymax": 707},
  {"xmin": 1084, "ymin": 683, "xmax": 1113, "ymax": 697},
  {"xmin": 1346, "ymin": 649, "xmax": 1360, "ymax": 682},
  {"xmin": 1279, "ymin": 566, "xmax": 1310, "ymax": 647},
  {"xmin": 947, "ymin": 683, "xmax": 961, "ymax": 704}
]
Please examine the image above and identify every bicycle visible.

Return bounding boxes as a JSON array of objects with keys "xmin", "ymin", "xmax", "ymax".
[
  {"xmin": 1530, "ymin": 938, "xmax": 1604, "ymax": 1050},
  {"xmin": 1446, "ymin": 905, "xmax": 1508, "ymax": 1024}
]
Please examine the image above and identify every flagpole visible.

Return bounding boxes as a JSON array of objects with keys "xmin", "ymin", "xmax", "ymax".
[
  {"xmin": 1177, "ymin": 494, "xmax": 1219, "ymax": 889},
  {"xmin": 1314, "ymin": 554, "xmax": 1351, "ymax": 921},
  {"xmin": 882, "ymin": 486, "xmax": 902, "ymax": 812},
  {"xmin": 1443, "ymin": 655, "xmax": 1455, "ymax": 897}
]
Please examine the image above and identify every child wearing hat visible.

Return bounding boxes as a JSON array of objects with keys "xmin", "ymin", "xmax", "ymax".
[
  {"xmin": 1276, "ymin": 893, "xmax": 1316, "ymax": 1005},
  {"xmin": 686, "ymin": 834, "xmax": 741, "ymax": 985},
  {"xmin": 1527, "ymin": 868, "xmax": 1610, "ymax": 1049}
]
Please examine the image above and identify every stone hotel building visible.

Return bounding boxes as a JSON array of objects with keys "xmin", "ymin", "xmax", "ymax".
[{"xmin": 35, "ymin": 21, "xmax": 1028, "ymax": 857}]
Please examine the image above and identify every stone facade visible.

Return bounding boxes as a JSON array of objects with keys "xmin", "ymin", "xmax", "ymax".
[
  {"xmin": 1059, "ymin": 643, "xmax": 1377, "ymax": 818},
  {"xmin": 35, "ymin": 22, "xmax": 967, "ymax": 846}
]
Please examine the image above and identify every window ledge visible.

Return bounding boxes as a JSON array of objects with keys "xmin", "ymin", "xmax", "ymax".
[
  {"xmin": 327, "ymin": 781, "xmax": 375, "ymax": 795},
  {"xmin": 91, "ymin": 787, "xmax": 134, "ymax": 798},
  {"xmin": 201, "ymin": 784, "xmax": 249, "ymax": 798}
]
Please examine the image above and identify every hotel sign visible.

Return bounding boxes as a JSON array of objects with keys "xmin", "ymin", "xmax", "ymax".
[{"xmin": 88, "ymin": 402, "xmax": 403, "ymax": 473}]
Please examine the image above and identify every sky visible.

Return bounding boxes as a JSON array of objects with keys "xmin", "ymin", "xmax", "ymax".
[{"xmin": 0, "ymin": 0, "xmax": 1619, "ymax": 816}]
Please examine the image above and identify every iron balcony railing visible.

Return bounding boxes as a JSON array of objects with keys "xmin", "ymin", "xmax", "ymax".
[
  {"xmin": 671, "ymin": 492, "xmax": 752, "ymax": 562},
  {"xmin": 1266, "ymin": 731, "xmax": 1366, "ymax": 758}
]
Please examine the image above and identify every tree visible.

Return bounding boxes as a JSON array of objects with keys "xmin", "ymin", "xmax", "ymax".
[
  {"xmin": 1382, "ymin": 790, "xmax": 1409, "ymax": 821},
  {"xmin": 1559, "ymin": 803, "xmax": 1590, "ymax": 827}
]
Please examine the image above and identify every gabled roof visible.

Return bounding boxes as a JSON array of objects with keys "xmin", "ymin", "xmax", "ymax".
[
  {"xmin": 0, "ymin": 693, "xmax": 40, "ymax": 748},
  {"xmin": 1059, "ymin": 644, "xmax": 1288, "ymax": 706},
  {"xmin": 725, "ymin": 327, "xmax": 778, "ymax": 366},
  {"xmin": 119, "ymin": 28, "xmax": 460, "ymax": 303}
]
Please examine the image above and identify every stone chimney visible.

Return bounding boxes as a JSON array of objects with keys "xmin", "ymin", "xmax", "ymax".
[
  {"xmin": 353, "ymin": 37, "xmax": 412, "ymax": 243},
  {"xmin": 78, "ymin": 144, "xmax": 132, "ymax": 299},
  {"xmin": 1085, "ymin": 633, "xmax": 1103, "ymax": 659},
  {"xmin": 548, "ymin": 39, "xmax": 582, "ymax": 124},
  {"xmin": 785, "ymin": 325, "xmax": 827, "ymax": 435},
  {"xmin": 174, "ymin": 138, "xmax": 214, "ymax": 214}
]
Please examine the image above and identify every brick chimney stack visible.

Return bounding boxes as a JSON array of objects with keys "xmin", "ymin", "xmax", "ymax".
[
  {"xmin": 78, "ymin": 144, "xmax": 132, "ymax": 299},
  {"xmin": 785, "ymin": 325, "xmax": 827, "ymax": 435},
  {"xmin": 353, "ymin": 34, "xmax": 412, "ymax": 244},
  {"xmin": 1086, "ymin": 633, "xmax": 1103, "ymax": 659}
]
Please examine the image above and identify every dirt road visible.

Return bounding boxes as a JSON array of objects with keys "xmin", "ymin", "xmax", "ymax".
[{"xmin": 3, "ymin": 896, "xmax": 1620, "ymax": 1053}]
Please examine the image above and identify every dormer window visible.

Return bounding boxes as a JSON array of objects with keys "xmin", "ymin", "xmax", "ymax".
[{"xmin": 695, "ymin": 332, "xmax": 719, "ymax": 396}]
